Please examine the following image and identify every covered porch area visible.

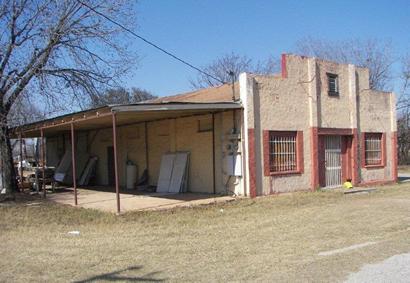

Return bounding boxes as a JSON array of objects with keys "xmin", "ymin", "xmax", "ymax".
[
  {"xmin": 46, "ymin": 186, "xmax": 236, "ymax": 212},
  {"xmin": 13, "ymin": 102, "xmax": 244, "ymax": 213}
]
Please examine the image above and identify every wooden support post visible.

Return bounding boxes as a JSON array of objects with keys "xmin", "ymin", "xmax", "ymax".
[
  {"xmin": 19, "ymin": 133, "xmax": 23, "ymax": 192},
  {"xmin": 71, "ymin": 123, "xmax": 78, "ymax": 205},
  {"xmin": 41, "ymin": 128, "xmax": 46, "ymax": 198},
  {"xmin": 112, "ymin": 112, "xmax": 120, "ymax": 214},
  {"xmin": 145, "ymin": 121, "xmax": 149, "ymax": 176}
]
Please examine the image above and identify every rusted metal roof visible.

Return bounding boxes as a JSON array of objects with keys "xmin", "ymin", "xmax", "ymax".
[
  {"xmin": 11, "ymin": 83, "xmax": 241, "ymax": 138},
  {"xmin": 147, "ymin": 83, "xmax": 239, "ymax": 103}
]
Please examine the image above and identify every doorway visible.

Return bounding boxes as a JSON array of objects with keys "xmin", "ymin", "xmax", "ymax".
[
  {"xmin": 324, "ymin": 136, "xmax": 342, "ymax": 188},
  {"xmin": 319, "ymin": 135, "xmax": 354, "ymax": 188}
]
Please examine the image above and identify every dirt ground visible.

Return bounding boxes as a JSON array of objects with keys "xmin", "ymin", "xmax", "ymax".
[
  {"xmin": 1, "ymin": 183, "xmax": 410, "ymax": 282},
  {"xmin": 46, "ymin": 187, "xmax": 236, "ymax": 212}
]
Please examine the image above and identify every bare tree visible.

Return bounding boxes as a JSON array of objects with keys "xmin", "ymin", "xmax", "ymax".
[
  {"xmin": 190, "ymin": 52, "xmax": 279, "ymax": 89},
  {"xmin": 0, "ymin": 0, "xmax": 137, "ymax": 197},
  {"xmin": 8, "ymin": 92, "xmax": 45, "ymax": 127},
  {"xmin": 90, "ymin": 87, "xmax": 156, "ymax": 107},
  {"xmin": 296, "ymin": 37, "xmax": 394, "ymax": 91},
  {"xmin": 396, "ymin": 55, "xmax": 410, "ymax": 164},
  {"xmin": 130, "ymin": 87, "xmax": 156, "ymax": 103}
]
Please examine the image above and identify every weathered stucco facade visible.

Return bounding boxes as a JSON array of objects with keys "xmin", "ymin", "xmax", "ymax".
[
  {"xmin": 32, "ymin": 54, "xmax": 397, "ymax": 199},
  {"xmin": 240, "ymin": 54, "xmax": 397, "ymax": 196}
]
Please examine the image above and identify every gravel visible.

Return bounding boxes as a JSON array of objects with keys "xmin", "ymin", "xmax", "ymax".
[{"xmin": 345, "ymin": 252, "xmax": 410, "ymax": 283}]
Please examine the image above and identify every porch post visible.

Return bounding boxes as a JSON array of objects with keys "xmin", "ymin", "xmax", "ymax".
[
  {"xmin": 112, "ymin": 112, "xmax": 120, "ymax": 214},
  {"xmin": 212, "ymin": 113, "xmax": 216, "ymax": 194},
  {"xmin": 41, "ymin": 128, "xmax": 46, "ymax": 198},
  {"xmin": 19, "ymin": 133, "xmax": 23, "ymax": 192},
  {"xmin": 71, "ymin": 123, "xmax": 78, "ymax": 205}
]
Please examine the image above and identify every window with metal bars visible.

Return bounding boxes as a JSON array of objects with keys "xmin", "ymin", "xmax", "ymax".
[
  {"xmin": 269, "ymin": 132, "xmax": 297, "ymax": 173},
  {"xmin": 364, "ymin": 133, "xmax": 382, "ymax": 166},
  {"xmin": 327, "ymin": 73, "xmax": 339, "ymax": 96}
]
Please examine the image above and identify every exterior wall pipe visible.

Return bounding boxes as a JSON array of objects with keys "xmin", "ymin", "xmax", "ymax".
[
  {"xmin": 41, "ymin": 128, "xmax": 46, "ymax": 198},
  {"xmin": 112, "ymin": 112, "xmax": 121, "ymax": 214},
  {"xmin": 71, "ymin": 123, "xmax": 78, "ymax": 205}
]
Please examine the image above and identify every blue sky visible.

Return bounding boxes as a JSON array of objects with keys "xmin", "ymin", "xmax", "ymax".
[{"xmin": 125, "ymin": 0, "xmax": 410, "ymax": 97}]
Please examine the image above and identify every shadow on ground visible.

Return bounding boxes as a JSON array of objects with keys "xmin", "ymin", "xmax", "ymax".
[
  {"xmin": 73, "ymin": 266, "xmax": 165, "ymax": 282},
  {"xmin": 398, "ymin": 175, "xmax": 410, "ymax": 182}
]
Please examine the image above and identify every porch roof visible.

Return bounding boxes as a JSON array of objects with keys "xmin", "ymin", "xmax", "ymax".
[{"xmin": 11, "ymin": 102, "xmax": 242, "ymax": 138}]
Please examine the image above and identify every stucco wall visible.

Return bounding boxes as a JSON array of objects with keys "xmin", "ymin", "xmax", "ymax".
[
  {"xmin": 243, "ymin": 54, "xmax": 397, "ymax": 195},
  {"xmin": 315, "ymin": 60, "xmax": 352, "ymax": 128},
  {"xmin": 252, "ymin": 75, "xmax": 312, "ymax": 194},
  {"xmin": 359, "ymin": 89, "xmax": 395, "ymax": 182}
]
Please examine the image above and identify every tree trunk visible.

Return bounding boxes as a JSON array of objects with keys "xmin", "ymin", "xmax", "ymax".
[{"xmin": 0, "ymin": 119, "xmax": 17, "ymax": 199}]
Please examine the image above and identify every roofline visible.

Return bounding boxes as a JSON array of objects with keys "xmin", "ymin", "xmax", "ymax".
[
  {"xmin": 111, "ymin": 102, "xmax": 242, "ymax": 112},
  {"xmin": 10, "ymin": 102, "xmax": 243, "ymax": 132},
  {"xmin": 12, "ymin": 105, "xmax": 110, "ymax": 130}
]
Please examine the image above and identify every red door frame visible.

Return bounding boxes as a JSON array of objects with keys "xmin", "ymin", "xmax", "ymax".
[
  {"xmin": 317, "ymin": 128, "xmax": 356, "ymax": 188},
  {"xmin": 312, "ymin": 128, "xmax": 359, "ymax": 190}
]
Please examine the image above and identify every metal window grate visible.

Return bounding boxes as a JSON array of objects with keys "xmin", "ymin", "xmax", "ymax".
[
  {"xmin": 365, "ymin": 134, "xmax": 382, "ymax": 165},
  {"xmin": 269, "ymin": 132, "xmax": 297, "ymax": 172},
  {"xmin": 324, "ymin": 136, "xmax": 342, "ymax": 188}
]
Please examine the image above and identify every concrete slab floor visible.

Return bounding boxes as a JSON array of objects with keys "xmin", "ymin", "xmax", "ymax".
[{"xmin": 46, "ymin": 187, "xmax": 237, "ymax": 213}]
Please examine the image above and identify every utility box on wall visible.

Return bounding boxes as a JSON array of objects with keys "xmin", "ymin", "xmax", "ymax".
[{"xmin": 225, "ymin": 154, "xmax": 242, "ymax": 177}]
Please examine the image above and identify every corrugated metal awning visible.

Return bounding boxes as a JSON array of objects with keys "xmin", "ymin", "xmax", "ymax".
[{"xmin": 10, "ymin": 102, "xmax": 242, "ymax": 138}]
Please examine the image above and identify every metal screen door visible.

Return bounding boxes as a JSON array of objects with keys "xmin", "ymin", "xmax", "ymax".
[{"xmin": 324, "ymin": 136, "xmax": 342, "ymax": 188}]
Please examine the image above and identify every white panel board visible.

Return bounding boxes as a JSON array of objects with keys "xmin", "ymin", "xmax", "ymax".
[
  {"xmin": 156, "ymin": 154, "xmax": 175, "ymax": 193},
  {"xmin": 168, "ymin": 152, "xmax": 189, "ymax": 193}
]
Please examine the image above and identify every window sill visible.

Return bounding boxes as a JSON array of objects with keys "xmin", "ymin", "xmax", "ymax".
[
  {"xmin": 363, "ymin": 164, "xmax": 385, "ymax": 169},
  {"xmin": 328, "ymin": 91, "xmax": 340, "ymax": 97},
  {"xmin": 269, "ymin": 170, "xmax": 302, "ymax": 176}
]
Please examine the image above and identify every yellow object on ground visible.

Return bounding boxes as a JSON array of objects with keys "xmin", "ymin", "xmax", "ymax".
[{"xmin": 344, "ymin": 181, "xmax": 353, "ymax": 189}]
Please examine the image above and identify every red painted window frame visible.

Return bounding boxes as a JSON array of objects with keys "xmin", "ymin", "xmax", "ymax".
[
  {"xmin": 263, "ymin": 130, "xmax": 304, "ymax": 176},
  {"xmin": 361, "ymin": 132, "xmax": 386, "ymax": 168}
]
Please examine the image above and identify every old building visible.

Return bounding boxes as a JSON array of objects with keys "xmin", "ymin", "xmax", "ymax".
[
  {"xmin": 241, "ymin": 54, "xmax": 397, "ymax": 196},
  {"xmin": 12, "ymin": 54, "xmax": 397, "ymax": 211}
]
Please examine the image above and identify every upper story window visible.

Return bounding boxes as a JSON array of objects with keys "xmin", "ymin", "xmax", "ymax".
[{"xmin": 327, "ymin": 73, "xmax": 339, "ymax": 96}]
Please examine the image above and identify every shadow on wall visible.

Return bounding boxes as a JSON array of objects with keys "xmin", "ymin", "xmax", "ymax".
[{"xmin": 73, "ymin": 265, "xmax": 165, "ymax": 282}]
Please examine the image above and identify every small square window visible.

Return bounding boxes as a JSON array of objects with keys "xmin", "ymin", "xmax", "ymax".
[{"xmin": 327, "ymin": 73, "xmax": 339, "ymax": 96}]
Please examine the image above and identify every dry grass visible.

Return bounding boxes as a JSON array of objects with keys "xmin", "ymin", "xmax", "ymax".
[{"xmin": 1, "ymin": 183, "xmax": 410, "ymax": 282}]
